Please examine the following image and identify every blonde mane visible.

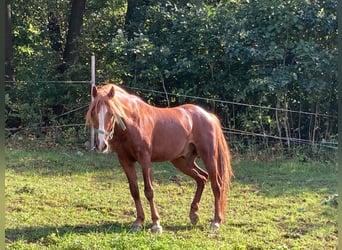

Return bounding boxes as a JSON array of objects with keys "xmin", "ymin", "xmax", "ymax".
[{"xmin": 85, "ymin": 83, "xmax": 130, "ymax": 126}]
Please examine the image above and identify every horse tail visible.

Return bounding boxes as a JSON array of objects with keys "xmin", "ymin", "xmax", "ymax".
[{"xmin": 214, "ymin": 116, "xmax": 233, "ymax": 222}]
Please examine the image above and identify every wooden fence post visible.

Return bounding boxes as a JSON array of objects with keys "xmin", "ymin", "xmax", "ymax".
[{"xmin": 90, "ymin": 54, "xmax": 95, "ymax": 149}]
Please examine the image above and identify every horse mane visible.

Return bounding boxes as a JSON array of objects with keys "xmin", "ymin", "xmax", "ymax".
[{"xmin": 85, "ymin": 83, "xmax": 130, "ymax": 126}]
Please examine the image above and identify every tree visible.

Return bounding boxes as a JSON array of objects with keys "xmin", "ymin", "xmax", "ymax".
[
  {"xmin": 5, "ymin": 0, "xmax": 14, "ymax": 82},
  {"xmin": 58, "ymin": 0, "xmax": 86, "ymax": 73},
  {"xmin": 47, "ymin": 11, "xmax": 63, "ymax": 53},
  {"xmin": 125, "ymin": 0, "xmax": 149, "ymax": 40}
]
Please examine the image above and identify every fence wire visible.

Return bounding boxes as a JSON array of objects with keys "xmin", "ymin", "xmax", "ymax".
[
  {"xmin": 125, "ymin": 86, "xmax": 337, "ymax": 118},
  {"xmin": 5, "ymin": 81, "xmax": 338, "ymax": 150}
]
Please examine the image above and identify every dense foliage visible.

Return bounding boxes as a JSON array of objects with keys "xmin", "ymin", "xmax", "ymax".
[{"xmin": 5, "ymin": 0, "xmax": 338, "ymax": 153}]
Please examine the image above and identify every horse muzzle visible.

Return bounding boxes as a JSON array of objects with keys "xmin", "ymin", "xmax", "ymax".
[{"xmin": 97, "ymin": 138, "xmax": 110, "ymax": 153}]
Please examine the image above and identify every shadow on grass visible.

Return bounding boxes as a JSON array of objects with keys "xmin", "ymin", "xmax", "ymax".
[
  {"xmin": 5, "ymin": 147, "xmax": 122, "ymax": 175},
  {"xmin": 5, "ymin": 222, "xmax": 204, "ymax": 244},
  {"xmin": 5, "ymin": 146, "xmax": 338, "ymax": 198},
  {"xmin": 5, "ymin": 222, "xmax": 134, "ymax": 244},
  {"xmin": 233, "ymin": 160, "xmax": 337, "ymax": 197}
]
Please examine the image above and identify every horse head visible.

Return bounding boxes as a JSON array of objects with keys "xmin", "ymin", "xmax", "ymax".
[{"xmin": 87, "ymin": 85, "xmax": 117, "ymax": 152}]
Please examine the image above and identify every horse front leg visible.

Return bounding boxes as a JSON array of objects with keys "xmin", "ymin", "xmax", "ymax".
[
  {"xmin": 140, "ymin": 160, "xmax": 163, "ymax": 234},
  {"xmin": 121, "ymin": 160, "xmax": 145, "ymax": 231}
]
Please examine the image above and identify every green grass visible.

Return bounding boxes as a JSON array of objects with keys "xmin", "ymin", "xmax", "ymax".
[{"xmin": 5, "ymin": 140, "xmax": 338, "ymax": 249}]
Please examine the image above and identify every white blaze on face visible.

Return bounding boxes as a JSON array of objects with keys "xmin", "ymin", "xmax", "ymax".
[{"xmin": 97, "ymin": 105, "xmax": 108, "ymax": 152}]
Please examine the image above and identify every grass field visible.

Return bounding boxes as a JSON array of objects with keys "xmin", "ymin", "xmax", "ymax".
[{"xmin": 5, "ymin": 139, "xmax": 338, "ymax": 249}]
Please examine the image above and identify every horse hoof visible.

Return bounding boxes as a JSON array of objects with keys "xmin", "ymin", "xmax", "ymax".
[
  {"xmin": 190, "ymin": 213, "xmax": 199, "ymax": 225},
  {"xmin": 151, "ymin": 224, "xmax": 163, "ymax": 234},
  {"xmin": 210, "ymin": 222, "xmax": 220, "ymax": 231},
  {"xmin": 131, "ymin": 223, "xmax": 143, "ymax": 232}
]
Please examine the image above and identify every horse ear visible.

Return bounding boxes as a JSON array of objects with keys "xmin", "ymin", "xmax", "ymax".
[
  {"xmin": 91, "ymin": 85, "xmax": 98, "ymax": 98},
  {"xmin": 108, "ymin": 86, "xmax": 115, "ymax": 98}
]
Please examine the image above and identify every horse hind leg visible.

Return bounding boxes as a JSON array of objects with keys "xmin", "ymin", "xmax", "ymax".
[
  {"xmin": 201, "ymin": 157, "xmax": 226, "ymax": 231},
  {"xmin": 171, "ymin": 156, "xmax": 208, "ymax": 225}
]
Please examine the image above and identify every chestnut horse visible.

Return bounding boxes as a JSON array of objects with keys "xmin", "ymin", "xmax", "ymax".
[{"xmin": 86, "ymin": 83, "xmax": 233, "ymax": 233}]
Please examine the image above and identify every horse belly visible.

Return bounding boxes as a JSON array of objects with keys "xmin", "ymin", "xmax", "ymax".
[{"xmin": 150, "ymin": 131, "xmax": 190, "ymax": 162}]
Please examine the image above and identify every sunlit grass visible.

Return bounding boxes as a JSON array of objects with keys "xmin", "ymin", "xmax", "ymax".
[{"xmin": 5, "ymin": 141, "xmax": 338, "ymax": 249}]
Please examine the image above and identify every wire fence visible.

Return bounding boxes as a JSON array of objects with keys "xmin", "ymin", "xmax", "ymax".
[
  {"xmin": 124, "ymin": 85, "xmax": 338, "ymax": 150},
  {"xmin": 126, "ymin": 86, "xmax": 337, "ymax": 119},
  {"xmin": 5, "ymin": 80, "xmax": 338, "ymax": 151}
]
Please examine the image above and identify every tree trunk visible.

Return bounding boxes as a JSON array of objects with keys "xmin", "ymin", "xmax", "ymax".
[
  {"xmin": 47, "ymin": 12, "xmax": 63, "ymax": 53},
  {"xmin": 58, "ymin": 0, "xmax": 86, "ymax": 73},
  {"xmin": 125, "ymin": 0, "xmax": 149, "ymax": 40},
  {"xmin": 5, "ymin": 0, "xmax": 14, "ymax": 82}
]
